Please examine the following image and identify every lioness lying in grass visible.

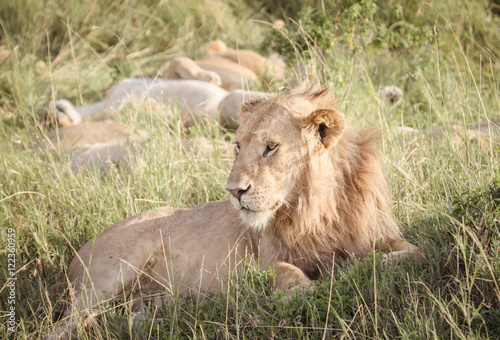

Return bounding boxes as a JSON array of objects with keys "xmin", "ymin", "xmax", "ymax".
[
  {"xmin": 47, "ymin": 41, "xmax": 282, "ymax": 129},
  {"xmin": 167, "ymin": 40, "xmax": 285, "ymax": 90}
]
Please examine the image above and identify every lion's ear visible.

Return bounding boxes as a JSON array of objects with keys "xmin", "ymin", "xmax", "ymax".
[
  {"xmin": 239, "ymin": 96, "xmax": 269, "ymax": 125},
  {"xmin": 304, "ymin": 109, "xmax": 345, "ymax": 149},
  {"xmin": 240, "ymin": 96, "xmax": 268, "ymax": 113}
]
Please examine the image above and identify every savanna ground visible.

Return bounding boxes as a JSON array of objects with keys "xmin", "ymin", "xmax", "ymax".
[{"xmin": 1, "ymin": 0, "xmax": 499, "ymax": 338}]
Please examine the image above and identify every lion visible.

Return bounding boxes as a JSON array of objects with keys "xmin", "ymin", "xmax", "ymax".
[
  {"xmin": 203, "ymin": 40, "xmax": 285, "ymax": 80},
  {"xmin": 32, "ymin": 120, "xmax": 232, "ymax": 172},
  {"xmin": 32, "ymin": 120, "xmax": 147, "ymax": 172},
  {"xmin": 47, "ymin": 41, "xmax": 283, "ymax": 128},
  {"xmin": 48, "ymin": 78, "xmax": 277, "ymax": 129},
  {"xmin": 168, "ymin": 40, "xmax": 286, "ymax": 90},
  {"xmin": 47, "ymin": 85, "xmax": 423, "ymax": 339},
  {"xmin": 48, "ymin": 79, "xmax": 229, "ymax": 128}
]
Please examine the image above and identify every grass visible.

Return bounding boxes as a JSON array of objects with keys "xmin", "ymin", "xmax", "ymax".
[{"xmin": 1, "ymin": 0, "xmax": 499, "ymax": 338}]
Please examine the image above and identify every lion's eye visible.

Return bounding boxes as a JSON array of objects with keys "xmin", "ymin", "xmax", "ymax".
[
  {"xmin": 263, "ymin": 142, "xmax": 279, "ymax": 156},
  {"xmin": 234, "ymin": 142, "xmax": 240, "ymax": 156}
]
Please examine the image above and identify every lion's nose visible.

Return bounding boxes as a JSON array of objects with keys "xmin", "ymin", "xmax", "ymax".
[{"xmin": 226, "ymin": 185, "xmax": 250, "ymax": 200}]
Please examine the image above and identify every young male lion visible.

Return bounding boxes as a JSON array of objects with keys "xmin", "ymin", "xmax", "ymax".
[{"xmin": 48, "ymin": 85, "xmax": 422, "ymax": 339}]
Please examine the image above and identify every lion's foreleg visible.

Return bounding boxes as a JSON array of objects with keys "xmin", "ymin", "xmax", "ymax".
[
  {"xmin": 46, "ymin": 289, "xmax": 100, "ymax": 340},
  {"xmin": 167, "ymin": 57, "xmax": 221, "ymax": 85},
  {"xmin": 48, "ymin": 253, "xmax": 156, "ymax": 339},
  {"xmin": 271, "ymin": 260, "xmax": 314, "ymax": 295}
]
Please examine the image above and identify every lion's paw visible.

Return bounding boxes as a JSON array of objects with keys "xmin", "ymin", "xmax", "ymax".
[
  {"xmin": 48, "ymin": 99, "xmax": 83, "ymax": 126},
  {"xmin": 282, "ymin": 281, "xmax": 316, "ymax": 302},
  {"xmin": 382, "ymin": 250, "xmax": 426, "ymax": 265},
  {"xmin": 197, "ymin": 70, "xmax": 222, "ymax": 86}
]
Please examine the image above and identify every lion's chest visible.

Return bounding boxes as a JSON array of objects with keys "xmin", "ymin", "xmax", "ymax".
[
  {"xmin": 262, "ymin": 229, "xmax": 351, "ymax": 281},
  {"xmin": 282, "ymin": 244, "xmax": 342, "ymax": 280}
]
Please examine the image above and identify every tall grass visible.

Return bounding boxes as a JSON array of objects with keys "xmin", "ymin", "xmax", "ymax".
[{"xmin": 1, "ymin": 0, "xmax": 499, "ymax": 338}]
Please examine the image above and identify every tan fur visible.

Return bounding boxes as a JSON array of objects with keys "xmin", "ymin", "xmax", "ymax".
[
  {"xmin": 47, "ymin": 79, "xmax": 229, "ymax": 128},
  {"xmin": 48, "ymin": 80, "xmax": 274, "ymax": 130},
  {"xmin": 169, "ymin": 41, "xmax": 285, "ymax": 90},
  {"xmin": 48, "ymin": 41, "xmax": 282, "ymax": 128},
  {"xmin": 180, "ymin": 137, "xmax": 233, "ymax": 159},
  {"xmin": 32, "ymin": 121, "xmax": 229, "ymax": 173},
  {"xmin": 205, "ymin": 39, "xmax": 227, "ymax": 54},
  {"xmin": 33, "ymin": 120, "xmax": 138, "ymax": 152},
  {"xmin": 201, "ymin": 45, "xmax": 285, "ymax": 79},
  {"xmin": 195, "ymin": 57, "xmax": 258, "ymax": 90},
  {"xmin": 218, "ymin": 89, "xmax": 278, "ymax": 130},
  {"xmin": 48, "ymin": 85, "xmax": 422, "ymax": 339},
  {"xmin": 429, "ymin": 123, "xmax": 498, "ymax": 151},
  {"xmin": 228, "ymin": 84, "xmax": 423, "ymax": 290},
  {"xmin": 32, "ymin": 120, "xmax": 147, "ymax": 172},
  {"xmin": 166, "ymin": 56, "xmax": 222, "ymax": 86}
]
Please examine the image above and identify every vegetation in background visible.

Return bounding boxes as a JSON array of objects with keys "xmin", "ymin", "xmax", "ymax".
[
  {"xmin": 262, "ymin": 0, "xmax": 433, "ymax": 57},
  {"xmin": 257, "ymin": 0, "xmax": 499, "ymax": 59},
  {"xmin": 0, "ymin": 0, "xmax": 499, "ymax": 338}
]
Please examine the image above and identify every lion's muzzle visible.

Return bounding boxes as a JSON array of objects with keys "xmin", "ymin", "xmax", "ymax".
[{"xmin": 226, "ymin": 184, "xmax": 250, "ymax": 201}]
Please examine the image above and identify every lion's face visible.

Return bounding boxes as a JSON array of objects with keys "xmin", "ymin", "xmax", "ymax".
[{"xmin": 226, "ymin": 91, "xmax": 344, "ymax": 229}]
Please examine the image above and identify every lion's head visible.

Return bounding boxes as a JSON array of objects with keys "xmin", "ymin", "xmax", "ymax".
[{"xmin": 226, "ymin": 85, "xmax": 345, "ymax": 230}]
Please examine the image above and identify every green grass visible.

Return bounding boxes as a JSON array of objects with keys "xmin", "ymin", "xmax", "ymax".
[{"xmin": 1, "ymin": 0, "xmax": 499, "ymax": 338}]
